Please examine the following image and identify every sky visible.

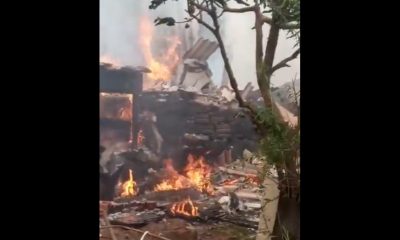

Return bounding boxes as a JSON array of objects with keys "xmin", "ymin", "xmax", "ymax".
[{"xmin": 100, "ymin": 0, "xmax": 300, "ymax": 89}]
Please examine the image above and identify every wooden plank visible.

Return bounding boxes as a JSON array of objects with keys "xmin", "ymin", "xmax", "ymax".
[
  {"xmin": 218, "ymin": 167, "xmax": 258, "ymax": 178},
  {"xmin": 235, "ymin": 191, "xmax": 261, "ymax": 200}
]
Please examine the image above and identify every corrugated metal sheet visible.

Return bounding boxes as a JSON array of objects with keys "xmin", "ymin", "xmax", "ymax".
[
  {"xmin": 183, "ymin": 38, "xmax": 219, "ymax": 61},
  {"xmin": 176, "ymin": 38, "xmax": 219, "ymax": 91}
]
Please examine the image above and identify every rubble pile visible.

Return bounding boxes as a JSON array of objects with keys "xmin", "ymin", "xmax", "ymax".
[
  {"xmin": 137, "ymin": 90, "xmax": 259, "ymax": 161},
  {"xmin": 100, "ymin": 149, "xmax": 273, "ymax": 240},
  {"xmin": 99, "ymin": 36, "xmax": 298, "ymax": 239}
]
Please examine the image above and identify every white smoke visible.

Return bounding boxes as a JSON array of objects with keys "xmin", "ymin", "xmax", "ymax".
[
  {"xmin": 100, "ymin": 0, "xmax": 299, "ymax": 88},
  {"xmin": 100, "ymin": 0, "xmax": 188, "ymax": 66}
]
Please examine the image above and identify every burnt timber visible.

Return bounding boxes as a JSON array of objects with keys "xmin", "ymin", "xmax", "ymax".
[
  {"xmin": 137, "ymin": 91, "xmax": 259, "ymax": 161},
  {"xmin": 100, "ymin": 63, "xmax": 143, "ymax": 145}
]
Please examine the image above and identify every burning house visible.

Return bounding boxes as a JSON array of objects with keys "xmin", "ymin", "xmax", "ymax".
[
  {"xmin": 99, "ymin": 60, "xmax": 266, "ymax": 239},
  {"xmin": 99, "ymin": 35, "xmax": 276, "ymax": 240},
  {"xmin": 99, "ymin": 1, "xmax": 300, "ymax": 238}
]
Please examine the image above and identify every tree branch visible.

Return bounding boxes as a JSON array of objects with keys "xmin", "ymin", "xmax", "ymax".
[
  {"xmin": 234, "ymin": 0, "xmax": 251, "ymax": 7},
  {"xmin": 175, "ymin": 16, "xmax": 197, "ymax": 24},
  {"xmin": 194, "ymin": 1, "xmax": 256, "ymax": 13},
  {"xmin": 262, "ymin": 16, "xmax": 299, "ymax": 30},
  {"xmin": 223, "ymin": 5, "xmax": 257, "ymax": 13},
  {"xmin": 193, "ymin": 2, "xmax": 266, "ymax": 134},
  {"xmin": 254, "ymin": 6, "xmax": 264, "ymax": 75},
  {"xmin": 192, "ymin": 3, "xmax": 212, "ymax": 14},
  {"xmin": 271, "ymin": 48, "xmax": 300, "ymax": 73},
  {"xmin": 188, "ymin": 9, "xmax": 216, "ymax": 33},
  {"xmin": 281, "ymin": 22, "xmax": 300, "ymax": 30},
  {"xmin": 263, "ymin": 22, "xmax": 280, "ymax": 74},
  {"xmin": 262, "ymin": 15, "xmax": 272, "ymax": 25}
]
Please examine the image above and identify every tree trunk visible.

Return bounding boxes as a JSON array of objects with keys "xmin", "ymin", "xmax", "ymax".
[
  {"xmin": 258, "ymin": 74, "xmax": 273, "ymax": 109},
  {"xmin": 273, "ymin": 157, "xmax": 299, "ymax": 240},
  {"xmin": 275, "ymin": 198, "xmax": 300, "ymax": 240},
  {"xmin": 205, "ymin": 7, "xmax": 267, "ymax": 135},
  {"xmin": 189, "ymin": 5, "xmax": 300, "ymax": 239},
  {"xmin": 286, "ymin": 157, "xmax": 299, "ymax": 199}
]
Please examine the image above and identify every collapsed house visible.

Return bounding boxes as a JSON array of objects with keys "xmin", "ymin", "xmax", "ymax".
[{"xmin": 99, "ymin": 37, "xmax": 298, "ymax": 240}]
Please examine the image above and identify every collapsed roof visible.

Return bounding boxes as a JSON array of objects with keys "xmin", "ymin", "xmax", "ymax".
[
  {"xmin": 100, "ymin": 63, "xmax": 143, "ymax": 94},
  {"xmin": 173, "ymin": 38, "xmax": 219, "ymax": 92}
]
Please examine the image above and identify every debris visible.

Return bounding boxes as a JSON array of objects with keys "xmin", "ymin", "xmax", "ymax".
[
  {"xmin": 235, "ymin": 191, "xmax": 262, "ymax": 201},
  {"xmin": 241, "ymin": 82, "xmax": 254, "ymax": 100},
  {"xmin": 175, "ymin": 38, "xmax": 219, "ymax": 92},
  {"xmin": 215, "ymin": 185, "xmax": 240, "ymax": 193},
  {"xmin": 218, "ymin": 166, "xmax": 258, "ymax": 179},
  {"xmin": 99, "ymin": 53, "xmax": 294, "ymax": 238},
  {"xmin": 224, "ymin": 148, "xmax": 232, "ymax": 164},
  {"xmin": 108, "ymin": 209, "xmax": 165, "ymax": 227},
  {"xmin": 243, "ymin": 202, "xmax": 261, "ymax": 209},
  {"xmin": 218, "ymin": 192, "xmax": 245, "ymax": 214},
  {"xmin": 220, "ymin": 87, "xmax": 235, "ymax": 102},
  {"xmin": 218, "ymin": 215, "xmax": 260, "ymax": 229},
  {"xmin": 184, "ymin": 133, "xmax": 210, "ymax": 141},
  {"xmin": 101, "ymin": 224, "xmax": 173, "ymax": 240},
  {"xmin": 101, "ymin": 207, "xmax": 118, "ymax": 240},
  {"xmin": 242, "ymin": 149, "xmax": 253, "ymax": 161}
]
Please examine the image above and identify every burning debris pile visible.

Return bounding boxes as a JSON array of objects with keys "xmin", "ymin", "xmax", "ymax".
[
  {"xmin": 100, "ymin": 149, "xmax": 270, "ymax": 240},
  {"xmin": 153, "ymin": 155, "xmax": 213, "ymax": 194}
]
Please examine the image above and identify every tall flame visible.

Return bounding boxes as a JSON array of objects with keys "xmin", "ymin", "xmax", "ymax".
[
  {"xmin": 154, "ymin": 155, "xmax": 214, "ymax": 195},
  {"xmin": 184, "ymin": 155, "xmax": 213, "ymax": 194},
  {"xmin": 120, "ymin": 169, "xmax": 138, "ymax": 197},
  {"xmin": 139, "ymin": 16, "xmax": 181, "ymax": 83}
]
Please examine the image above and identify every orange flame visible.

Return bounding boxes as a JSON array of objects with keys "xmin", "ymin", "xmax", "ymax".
[
  {"xmin": 118, "ymin": 106, "xmax": 132, "ymax": 122},
  {"xmin": 99, "ymin": 93, "xmax": 132, "ymax": 122},
  {"xmin": 139, "ymin": 16, "xmax": 181, "ymax": 84},
  {"xmin": 154, "ymin": 155, "xmax": 214, "ymax": 195},
  {"xmin": 120, "ymin": 169, "xmax": 138, "ymax": 197},
  {"xmin": 154, "ymin": 159, "xmax": 192, "ymax": 191},
  {"xmin": 184, "ymin": 155, "xmax": 214, "ymax": 194},
  {"xmin": 170, "ymin": 197, "xmax": 199, "ymax": 217}
]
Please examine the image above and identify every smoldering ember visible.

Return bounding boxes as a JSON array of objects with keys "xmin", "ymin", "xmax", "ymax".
[{"xmin": 100, "ymin": 2, "xmax": 300, "ymax": 240}]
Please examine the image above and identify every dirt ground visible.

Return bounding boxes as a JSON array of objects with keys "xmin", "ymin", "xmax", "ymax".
[{"xmin": 100, "ymin": 218, "xmax": 256, "ymax": 240}]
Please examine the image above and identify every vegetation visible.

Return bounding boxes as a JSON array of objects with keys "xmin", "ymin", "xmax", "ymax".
[{"xmin": 149, "ymin": 1, "xmax": 300, "ymax": 239}]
